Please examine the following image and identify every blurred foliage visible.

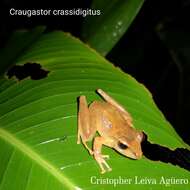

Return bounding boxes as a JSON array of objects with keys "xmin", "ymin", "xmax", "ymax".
[{"xmin": 82, "ymin": 0, "xmax": 144, "ymax": 56}]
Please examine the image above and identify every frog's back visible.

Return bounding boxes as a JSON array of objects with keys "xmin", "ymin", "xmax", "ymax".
[{"xmin": 89, "ymin": 101, "xmax": 130, "ymax": 137}]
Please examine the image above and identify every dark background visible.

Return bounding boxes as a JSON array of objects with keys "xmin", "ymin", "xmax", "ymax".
[{"xmin": 0, "ymin": 0, "xmax": 190, "ymax": 145}]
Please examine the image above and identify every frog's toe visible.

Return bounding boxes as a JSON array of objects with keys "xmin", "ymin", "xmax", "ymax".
[
  {"xmin": 102, "ymin": 154, "xmax": 109, "ymax": 159},
  {"xmin": 101, "ymin": 169, "xmax": 106, "ymax": 174},
  {"xmin": 89, "ymin": 150, "xmax": 94, "ymax": 155}
]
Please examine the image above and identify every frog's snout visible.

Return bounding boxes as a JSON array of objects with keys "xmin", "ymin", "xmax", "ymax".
[{"xmin": 134, "ymin": 151, "xmax": 143, "ymax": 159}]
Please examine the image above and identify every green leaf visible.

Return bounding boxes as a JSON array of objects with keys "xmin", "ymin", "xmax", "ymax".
[
  {"xmin": 82, "ymin": 0, "xmax": 144, "ymax": 56},
  {"xmin": 0, "ymin": 30, "xmax": 189, "ymax": 190}
]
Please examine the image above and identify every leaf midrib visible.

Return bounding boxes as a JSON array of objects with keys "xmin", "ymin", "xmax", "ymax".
[{"xmin": 0, "ymin": 128, "xmax": 77, "ymax": 190}]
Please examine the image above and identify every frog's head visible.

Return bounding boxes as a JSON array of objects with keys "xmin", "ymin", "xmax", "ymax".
[{"xmin": 114, "ymin": 130, "xmax": 144, "ymax": 159}]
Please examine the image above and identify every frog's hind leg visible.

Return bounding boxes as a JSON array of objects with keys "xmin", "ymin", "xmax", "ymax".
[
  {"xmin": 97, "ymin": 89, "xmax": 133, "ymax": 126},
  {"xmin": 78, "ymin": 96, "xmax": 94, "ymax": 155}
]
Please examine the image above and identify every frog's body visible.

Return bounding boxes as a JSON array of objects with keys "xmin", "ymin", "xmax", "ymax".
[
  {"xmin": 89, "ymin": 101, "xmax": 133, "ymax": 139},
  {"xmin": 77, "ymin": 89, "xmax": 144, "ymax": 174}
]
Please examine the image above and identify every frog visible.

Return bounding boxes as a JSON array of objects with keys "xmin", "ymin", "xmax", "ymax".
[{"xmin": 77, "ymin": 89, "xmax": 144, "ymax": 173}]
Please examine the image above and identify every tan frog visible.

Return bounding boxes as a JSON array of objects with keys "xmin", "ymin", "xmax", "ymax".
[{"xmin": 77, "ymin": 89, "xmax": 144, "ymax": 173}]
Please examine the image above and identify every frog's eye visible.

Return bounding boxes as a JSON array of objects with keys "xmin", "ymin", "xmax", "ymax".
[{"xmin": 118, "ymin": 142, "xmax": 128, "ymax": 149}]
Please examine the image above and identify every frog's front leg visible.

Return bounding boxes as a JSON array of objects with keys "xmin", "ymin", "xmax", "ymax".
[
  {"xmin": 78, "ymin": 96, "xmax": 96, "ymax": 155},
  {"xmin": 93, "ymin": 136, "xmax": 114, "ymax": 174}
]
